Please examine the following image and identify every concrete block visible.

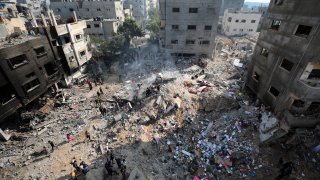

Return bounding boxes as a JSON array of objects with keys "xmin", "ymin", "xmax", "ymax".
[{"xmin": 0, "ymin": 128, "xmax": 11, "ymax": 141}]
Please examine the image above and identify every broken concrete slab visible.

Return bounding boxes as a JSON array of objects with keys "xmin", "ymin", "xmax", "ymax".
[
  {"xmin": 37, "ymin": 127, "xmax": 48, "ymax": 136},
  {"xmin": 128, "ymin": 167, "xmax": 147, "ymax": 180},
  {"xmin": 0, "ymin": 129, "xmax": 11, "ymax": 141}
]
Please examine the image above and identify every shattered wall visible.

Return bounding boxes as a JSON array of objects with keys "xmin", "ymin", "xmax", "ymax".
[
  {"xmin": 246, "ymin": 0, "xmax": 320, "ymax": 114},
  {"xmin": 0, "ymin": 37, "xmax": 62, "ymax": 122}
]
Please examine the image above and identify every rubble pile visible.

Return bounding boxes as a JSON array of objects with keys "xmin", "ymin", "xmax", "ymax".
[{"xmin": 0, "ymin": 36, "xmax": 319, "ymax": 180}]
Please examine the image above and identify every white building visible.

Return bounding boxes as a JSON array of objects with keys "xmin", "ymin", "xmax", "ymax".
[
  {"xmin": 222, "ymin": 9, "xmax": 262, "ymax": 37},
  {"xmin": 85, "ymin": 18, "xmax": 120, "ymax": 39},
  {"xmin": 159, "ymin": 0, "xmax": 222, "ymax": 58}
]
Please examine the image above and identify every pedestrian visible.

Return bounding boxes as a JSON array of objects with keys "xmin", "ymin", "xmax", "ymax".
[
  {"xmin": 105, "ymin": 160, "xmax": 113, "ymax": 176},
  {"xmin": 88, "ymin": 81, "xmax": 93, "ymax": 90},
  {"xmin": 120, "ymin": 165, "xmax": 126, "ymax": 180},
  {"xmin": 99, "ymin": 87, "xmax": 103, "ymax": 94},
  {"xmin": 42, "ymin": 146, "xmax": 48, "ymax": 155},
  {"xmin": 99, "ymin": 106, "xmax": 104, "ymax": 115},
  {"xmin": 115, "ymin": 157, "xmax": 122, "ymax": 169},
  {"xmin": 80, "ymin": 161, "xmax": 90, "ymax": 175},
  {"xmin": 67, "ymin": 133, "xmax": 73, "ymax": 143},
  {"xmin": 70, "ymin": 169, "xmax": 77, "ymax": 180},
  {"xmin": 85, "ymin": 130, "xmax": 91, "ymax": 141},
  {"xmin": 110, "ymin": 151, "xmax": 115, "ymax": 163},
  {"xmin": 137, "ymin": 83, "xmax": 142, "ymax": 89},
  {"xmin": 48, "ymin": 140, "xmax": 55, "ymax": 152},
  {"xmin": 97, "ymin": 91, "xmax": 100, "ymax": 97},
  {"xmin": 71, "ymin": 159, "xmax": 81, "ymax": 172},
  {"xmin": 103, "ymin": 107, "xmax": 107, "ymax": 116}
]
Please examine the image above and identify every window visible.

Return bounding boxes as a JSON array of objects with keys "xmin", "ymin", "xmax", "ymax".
[
  {"xmin": 270, "ymin": 20, "xmax": 281, "ymax": 30},
  {"xmin": 204, "ymin": 25, "xmax": 212, "ymax": 30},
  {"xmin": 292, "ymin": 100, "xmax": 305, "ymax": 108},
  {"xmin": 94, "ymin": 24, "xmax": 100, "ymax": 28},
  {"xmin": 69, "ymin": 8, "xmax": 74, "ymax": 12},
  {"xmin": 235, "ymin": 19, "xmax": 239, "ymax": 23},
  {"xmin": 260, "ymin": 48, "xmax": 269, "ymax": 57},
  {"xmin": 253, "ymin": 72, "xmax": 260, "ymax": 81},
  {"xmin": 308, "ymin": 69, "xmax": 320, "ymax": 79},
  {"xmin": 44, "ymin": 62, "xmax": 58, "ymax": 76},
  {"xmin": 97, "ymin": 8, "xmax": 101, "ymax": 11},
  {"xmin": 87, "ymin": 25, "xmax": 91, "ymax": 28},
  {"xmin": 23, "ymin": 79, "xmax": 40, "ymax": 93},
  {"xmin": 239, "ymin": 29, "xmax": 243, "ymax": 32},
  {"xmin": 69, "ymin": 56, "xmax": 75, "ymax": 62},
  {"xmin": 228, "ymin": 17, "xmax": 232, "ymax": 22},
  {"xmin": 186, "ymin": 40, "xmax": 195, "ymax": 45},
  {"xmin": 201, "ymin": 40, "xmax": 210, "ymax": 45},
  {"xmin": 172, "ymin": 25, "xmax": 179, "ymax": 30},
  {"xmin": 34, "ymin": 46, "xmax": 47, "ymax": 57},
  {"xmin": 269, "ymin": 86, "xmax": 280, "ymax": 97},
  {"xmin": 86, "ymin": 8, "xmax": 89, "ymax": 11},
  {"xmin": 7, "ymin": 54, "xmax": 28, "ymax": 69},
  {"xmin": 248, "ymin": 29, "xmax": 253, "ymax": 32},
  {"xmin": 25, "ymin": 72, "xmax": 35, "ymax": 78},
  {"xmin": 56, "ymin": 8, "xmax": 61, "ymax": 12},
  {"xmin": 189, "ymin": 8, "xmax": 198, "ymax": 13},
  {"xmin": 171, "ymin": 40, "xmax": 178, "ymax": 44},
  {"xmin": 75, "ymin": 34, "xmax": 82, "ymax": 41},
  {"xmin": 79, "ymin": 50, "xmax": 86, "ymax": 58},
  {"xmin": 187, "ymin": 25, "xmax": 196, "ymax": 30},
  {"xmin": 172, "ymin": 8, "xmax": 179, "ymax": 12},
  {"xmin": 274, "ymin": 0, "xmax": 284, "ymax": 5},
  {"xmin": 251, "ymin": 20, "xmax": 256, "ymax": 23},
  {"xmin": 295, "ymin": 25, "xmax": 312, "ymax": 38},
  {"xmin": 233, "ymin": 28, "xmax": 237, "ymax": 31},
  {"xmin": 280, "ymin": 59, "xmax": 294, "ymax": 71},
  {"xmin": 241, "ymin": 19, "xmax": 246, "ymax": 23}
]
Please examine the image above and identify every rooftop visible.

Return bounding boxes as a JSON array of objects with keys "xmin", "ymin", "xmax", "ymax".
[{"xmin": 0, "ymin": 34, "xmax": 40, "ymax": 50}]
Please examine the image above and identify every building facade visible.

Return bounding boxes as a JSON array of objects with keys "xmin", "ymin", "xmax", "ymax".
[
  {"xmin": 0, "ymin": 35, "xmax": 62, "ymax": 122},
  {"xmin": 222, "ymin": 9, "xmax": 261, "ymax": 37},
  {"xmin": 219, "ymin": 0, "xmax": 244, "ymax": 16},
  {"xmin": 0, "ymin": 2, "xmax": 27, "ymax": 39},
  {"xmin": 50, "ymin": 0, "xmax": 124, "ymax": 39},
  {"xmin": 246, "ymin": 0, "xmax": 320, "ymax": 113},
  {"xmin": 159, "ymin": 0, "xmax": 222, "ymax": 58},
  {"xmin": 124, "ymin": 0, "xmax": 147, "ymax": 27}
]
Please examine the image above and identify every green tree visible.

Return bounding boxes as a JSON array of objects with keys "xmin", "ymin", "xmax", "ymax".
[
  {"xmin": 117, "ymin": 18, "xmax": 144, "ymax": 47},
  {"xmin": 91, "ymin": 35, "xmax": 124, "ymax": 58},
  {"xmin": 146, "ymin": 8, "xmax": 160, "ymax": 38}
]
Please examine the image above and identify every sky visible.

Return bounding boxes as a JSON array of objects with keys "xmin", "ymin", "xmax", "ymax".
[{"xmin": 245, "ymin": 0, "xmax": 271, "ymax": 3}]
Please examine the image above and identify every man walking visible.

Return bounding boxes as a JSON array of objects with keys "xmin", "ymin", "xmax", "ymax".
[{"xmin": 48, "ymin": 140, "xmax": 55, "ymax": 152}]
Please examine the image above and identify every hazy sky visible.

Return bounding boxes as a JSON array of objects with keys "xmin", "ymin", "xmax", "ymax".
[{"xmin": 245, "ymin": 0, "xmax": 271, "ymax": 3}]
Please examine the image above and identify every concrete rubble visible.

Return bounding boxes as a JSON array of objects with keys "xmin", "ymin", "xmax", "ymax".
[{"xmin": 0, "ymin": 36, "xmax": 319, "ymax": 179}]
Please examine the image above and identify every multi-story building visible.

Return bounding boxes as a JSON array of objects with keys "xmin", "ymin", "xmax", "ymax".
[
  {"xmin": 0, "ymin": 35, "xmax": 62, "ymax": 122},
  {"xmin": 49, "ymin": 0, "xmax": 124, "ymax": 39},
  {"xmin": 124, "ymin": 0, "xmax": 147, "ymax": 27},
  {"xmin": 159, "ymin": 0, "xmax": 222, "ymax": 58},
  {"xmin": 16, "ymin": 0, "xmax": 42, "ymax": 17},
  {"xmin": 256, "ymin": 6, "xmax": 268, "ymax": 32},
  {"xmin": 45, "ymin": 10, "xmax": 92, "ymax": 84},
  {"xmin": 146, "ymin": 0, "xmax": 158, "ymax": 11},
  {"xmin": 246, "ymin": 0, "xmax": 320, "ymax": 114},
  {"xmin": 0, "ymin": 1, "xmax": 27, "ymax": 39},
  {"xmin": 219, "ymin": 0, "xmax": 244, "ymax": 16},
  {"xmin": 222, "ymin": 9, "xmax": 261, "ymax": 37}
]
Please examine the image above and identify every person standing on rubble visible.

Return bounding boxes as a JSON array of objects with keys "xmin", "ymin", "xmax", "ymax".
[
  {"xmin": 67, "ymin": 133, "xmax": 74, "ymax": 143},
  {"xmin": 48, "ymin": 140, "xmax": 55, "ymax": 152},
  {"xmin": 85, "ymin": 130, "xmax": 91, "ymax": 141},
  {"xmin": 99, "ymin": 87, "xmax": 103, "ymax": 94}
]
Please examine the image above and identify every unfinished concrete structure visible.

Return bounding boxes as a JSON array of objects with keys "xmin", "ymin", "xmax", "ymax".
[
  {"xmin": 159, "ymin": 0, "xmax": 222, "ymax": 58},
  {"xmin": 246, "ymin": 0, "xmax": 320, "ymax": 114},
  {"xmin": 219, "ymin": 0, "xmax": 244, "ymax": 16},
  {"xmin": 0, "ymin": 35, "xmax": 62, "ymax": 122}
]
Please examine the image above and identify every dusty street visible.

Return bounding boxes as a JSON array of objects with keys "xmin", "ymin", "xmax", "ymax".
[{"xmin": 0, "ymin": 39, "xmax": 319, "ymax": 180}]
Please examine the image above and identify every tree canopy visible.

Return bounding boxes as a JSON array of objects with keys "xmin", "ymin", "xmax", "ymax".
[
  {"xmin": 146, "ymin": 8, "xmax": 160, "ymax": 37},
  {"xmin": 117, "ymin": 18, "xmax": 144, "ymax": 45}
]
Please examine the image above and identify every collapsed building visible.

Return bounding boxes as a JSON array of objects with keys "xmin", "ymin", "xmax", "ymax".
[
  {"xmin": 159, "ymin": 0, "xmax": 222, "ymax": 58},
  {"xmin": 246, "ymin": 0, "xmax": 320, "ymax": 144},
  {"xmin": 0, "ymin": 10, "xmax": 92, "ymax": 122}
]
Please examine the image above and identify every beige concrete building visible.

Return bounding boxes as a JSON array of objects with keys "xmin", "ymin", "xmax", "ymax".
[
  {"xmin": 222, "ymin": 9, "xmax": 261, "ymax": 37},
  {"xmin": 85, "ymin": 18, "xmax": 120, "ymax": 39},
  {"xmin": 159, "ymin": 0, "xmax": 222, "ymax": 58},
  {"xmin": 0, "ymin": 2, "xmax": 27, "ymax": 39}
]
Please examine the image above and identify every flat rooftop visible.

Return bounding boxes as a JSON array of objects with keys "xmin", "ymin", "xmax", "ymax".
[{"xmin": 0, "ymin": 34, "xmax": 40, "ymax": 50}]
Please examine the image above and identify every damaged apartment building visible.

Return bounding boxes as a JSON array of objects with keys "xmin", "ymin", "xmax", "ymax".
[
  {"xmin": 246, "ymin": 0, "xmax": 320, "ymax": 133},
  {"xmin": 0, "ymin": 9, "xmax": 92, "ymax": 122},
  {"xmin": 159, "ymin": 0, "xmax": 222, "ymax": 58},
  {"xmin": 50, "ymin": 0, "xmax": 125, "ymax": 39}
]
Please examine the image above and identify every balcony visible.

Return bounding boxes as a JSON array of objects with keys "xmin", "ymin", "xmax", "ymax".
[{"xmin": 295, "ymin": 80, "xmax": 320, "ymax": 99}]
